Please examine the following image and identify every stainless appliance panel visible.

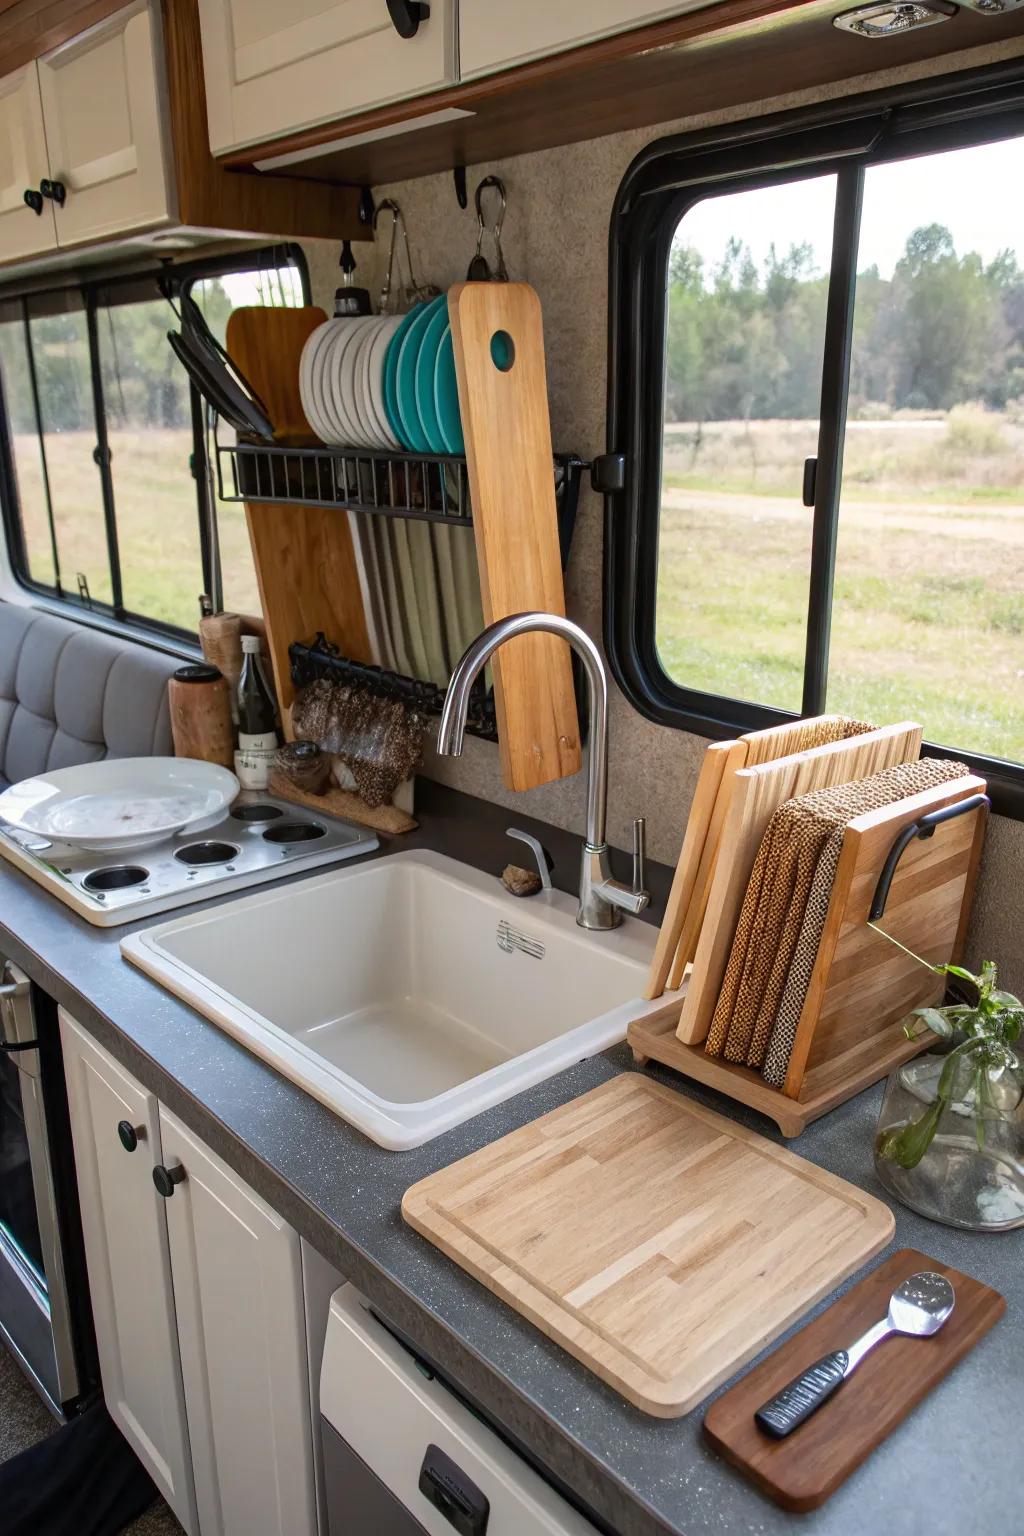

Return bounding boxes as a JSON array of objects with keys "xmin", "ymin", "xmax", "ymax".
[{"xmin": 0, "ymin": 962, "xmax": 79, "ymax": 1412}]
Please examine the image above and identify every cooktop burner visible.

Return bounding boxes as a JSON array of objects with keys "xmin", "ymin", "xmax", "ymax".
[
  {"xmin": 0, "ymin": 793, "xmax": 377, "ymax": 927},
  {"xmin": 262, "ymin": 822, "xmax": 326, "ymax": 844},
  {"xmin": 174, "ymin": 841, "xmax": 239, "ymax": 867},
  {"xmin": 83, "ymin": 865, "xmax": 149, "ymax": 893}
]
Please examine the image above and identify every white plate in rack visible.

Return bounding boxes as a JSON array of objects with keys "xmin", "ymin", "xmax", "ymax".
[{"xmin": 0, "ymin": 758, "xmax": 239, "ymax": 852}]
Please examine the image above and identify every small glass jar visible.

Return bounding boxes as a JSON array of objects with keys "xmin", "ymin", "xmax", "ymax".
[{"xmin": 874, "ymin": 1051, "xmax": 1024, "ymax": 1231}]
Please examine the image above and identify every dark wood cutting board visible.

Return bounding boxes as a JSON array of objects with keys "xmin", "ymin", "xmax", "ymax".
[{"xmin": 703, "ymin": 1248, "xmax": 1005, "ymax": 1512}]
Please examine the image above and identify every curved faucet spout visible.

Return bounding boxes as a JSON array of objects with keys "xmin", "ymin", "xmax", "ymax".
[
  {"xmin": 437, "ymin": 611, "xmax": 607, "ymax": 849},
  {"xmin": 437, "ymin": 612, "xmax": 645, "ymax": 930}
]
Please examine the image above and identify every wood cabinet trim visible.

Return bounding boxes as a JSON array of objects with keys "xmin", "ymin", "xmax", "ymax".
[{"xmin": 221, "ymin": 0, "xmax": 1024, "ymax": 188}]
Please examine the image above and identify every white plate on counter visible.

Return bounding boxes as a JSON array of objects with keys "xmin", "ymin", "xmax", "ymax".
[{"xmin": 0, "ymin": 758, "xmax": 239, "ymax": 852}]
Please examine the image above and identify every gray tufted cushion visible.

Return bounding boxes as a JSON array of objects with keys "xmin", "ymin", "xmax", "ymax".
[{"xmin": 0, "ymin": 602, "xmax": 179, "ymax": 785}]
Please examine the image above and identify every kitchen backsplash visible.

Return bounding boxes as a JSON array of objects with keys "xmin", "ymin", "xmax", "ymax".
[{"xmin": 302, "ymin": 30, "xmax": 1024, "ymax": 994}]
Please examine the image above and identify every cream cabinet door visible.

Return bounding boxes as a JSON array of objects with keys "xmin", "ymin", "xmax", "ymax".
[
  {"xmin": 59, "ymin": 1013, "xmax": 199, "ymax": 1536},
  {"xmin": 158, "ymin": 1106, "xmax": 318, "ymax": 1536},
  {"xmin": 0, "ymin": 64, "xmax": 57, "ymax": 262},
  {"xmin": 37, "ymin": 0, "xmax": 173, "ymax": 248},
  {"xmin": 200, "ymin": 0, "xmax": 456, "ymax": 155},
  {"xmin": 461, "ymin": 1, "xmax": 713, "ymax": 78}
]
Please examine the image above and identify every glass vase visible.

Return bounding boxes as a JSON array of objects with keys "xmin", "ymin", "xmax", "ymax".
[{"xmin": 874, "ymin": 1050, "xmax": 1024, "ymax": 1231}]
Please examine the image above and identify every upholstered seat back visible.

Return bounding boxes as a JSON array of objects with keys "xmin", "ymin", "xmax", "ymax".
[{"xmin": 0, "ymin": 603, "xmax": 178, "ymax": 790}]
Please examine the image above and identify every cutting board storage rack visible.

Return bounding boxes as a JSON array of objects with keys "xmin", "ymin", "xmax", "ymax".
[{"xmin": 629, "ymin": 774, "xmax": 989, "ymax": 1137}]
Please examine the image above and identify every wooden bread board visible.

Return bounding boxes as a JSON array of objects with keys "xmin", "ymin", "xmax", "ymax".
[
  {"xmin": 448, "ymin": 282, "xmax": 581, "ymax": 793},
  {"xmin": 402, "ymin": 1075, "xmax": 894, "ymax": 1417},
  {"xmin": 704, "ymin": 1248, "xmax": 1005, "ymax": 1511},
  {"xmin": 677, "ymin": 721, "xmax": 923, "ymax": 1045}
]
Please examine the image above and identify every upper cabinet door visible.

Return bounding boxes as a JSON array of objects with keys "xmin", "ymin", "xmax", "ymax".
[
  {"xmin": 461, "ymin": 1, "xmax": 712, "ymax": 79},
  {"xmin": 59, "ymin": 1013, "xmax": 198, "ymax": 1536},
  {"xmin": 158, "ymin": 1106, "xmax": 318, "ymax": 1536},
  {"xmin": 200, "ymin": 0, "xmax": 456, "ymax": 155},
  {"xmin": 0, "ymin": 64, "xmax": 57, "ymax": 262},
  {"xmin": 37, "ymin": 0, "xmax": 174, "ymax": 248}
]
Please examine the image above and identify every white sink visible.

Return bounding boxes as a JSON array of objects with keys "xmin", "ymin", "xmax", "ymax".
[{"xmin": 122, "ymin": 850, "xmax": 665, "ymax": 1149}]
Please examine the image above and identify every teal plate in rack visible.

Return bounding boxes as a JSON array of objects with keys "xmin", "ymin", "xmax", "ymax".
[
  {"xmin": 414, "ymin": 303, "xmax": 449, "ymax": 454},
  {"xmin": 383, "ymin": 302, "xmax": 426, "ymax": 448},
  {"xmin": 433, "ymin": 325, "xmax": 464, "ymax": 455},
  {"xmin": 395, "ymin": 294, "xmax": 445, "ymax": 453}
]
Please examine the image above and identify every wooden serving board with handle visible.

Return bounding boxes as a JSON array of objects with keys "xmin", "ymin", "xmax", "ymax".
[
  {"xmin": 402, "ymin": 1074, "xmax": 894, "ymax": 1418},
  {"xmin": 677, "ymin": 721, "xmax": 923, "ymax": 1046},
  {"xmin": 448, "ymin": 281, "xmax": 581, "ymax": 792},
  {"xmin": 704, "ymin": 1248, "xmax": 1005, "ymax": 1512}
]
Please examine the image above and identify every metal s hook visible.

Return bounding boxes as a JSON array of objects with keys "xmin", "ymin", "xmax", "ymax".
[
  {"xmin": 467, "ymin": 175, "xmax": 510, "ymax": 282},
  {"xmin": 372, "ymin": 198, "xmax": 416, "ymax": 313}
]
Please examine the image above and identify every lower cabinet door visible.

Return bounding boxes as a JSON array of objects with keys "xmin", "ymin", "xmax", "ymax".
[
  {"xmin": 59, "ymin": 1012, "xmax": 198, "ymax": 1535},
  {"xmin": 158, "ymin": 1106, "xmax": 318, "ymax": 1536}
]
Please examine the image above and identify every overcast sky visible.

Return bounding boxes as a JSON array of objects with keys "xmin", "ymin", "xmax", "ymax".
[{"xmin": 674, "ymin": 136, "xmax": 1024, "ymax": 282}]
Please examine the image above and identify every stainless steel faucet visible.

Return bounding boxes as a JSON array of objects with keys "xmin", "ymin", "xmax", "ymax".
[{"xmin": 436, "ymin": 612, "xmax": 649, "ymax": 930}]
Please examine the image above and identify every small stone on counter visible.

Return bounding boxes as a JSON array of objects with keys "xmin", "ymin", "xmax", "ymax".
[{"xmin": 502, "ymin": 863, "xmax": 542, "ymax": 897}]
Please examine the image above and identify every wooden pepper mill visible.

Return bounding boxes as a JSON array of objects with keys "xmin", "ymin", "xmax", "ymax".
[{"xmin": 168, "ymin": 664, "xmax": 235, "ymax": 769}]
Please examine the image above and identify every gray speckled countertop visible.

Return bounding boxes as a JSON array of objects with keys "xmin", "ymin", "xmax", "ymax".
[{"xmin": 1, "ymin": 780, "xmax": 1020, "ymax": 1536}]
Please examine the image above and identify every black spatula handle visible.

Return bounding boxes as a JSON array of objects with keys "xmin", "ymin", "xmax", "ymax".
[{"xmin": 755, "ymin": 1350, "xmax": 849, "ymax": 1438}]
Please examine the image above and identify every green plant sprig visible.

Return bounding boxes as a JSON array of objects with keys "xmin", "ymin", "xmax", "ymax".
[{"xmin": 866, "ymin": 936, "xmax": 1023, "ymax": 1170}]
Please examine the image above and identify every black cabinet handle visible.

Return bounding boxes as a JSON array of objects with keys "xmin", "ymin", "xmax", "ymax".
[
  {"xmin": 40, "ymin": 178, "xmax": 67, "ymax": 206},
  {"xmin": 117, "ymin": 1120, "xmax": 145, "ymax": 1152},
  {"xmin": 23, "ymin": 188, "xmax": 44, "ymax": 215},
  {"xmin": 418, "ymin": 1444, "xmax": 489, "ymax": 1535},
  {"xmin": 152, "ymin": 1162, "xmax": 186, "ymax": 1198},
  {"xmin": 387, "ymin": 0, "xmax": 429, "ymax": 38}
]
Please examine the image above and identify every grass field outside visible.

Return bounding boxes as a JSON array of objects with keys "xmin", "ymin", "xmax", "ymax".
[
  {"xmin": 10, "ymin": 428, "xmax": 260, "ymax": 631},
  {"xmin": 658, "ymin": 408, "xmax": 1024, "ymax": 762},
  {"xmin": 4, "ymin": 412, "xmax": 1021, "ymax": 764}
]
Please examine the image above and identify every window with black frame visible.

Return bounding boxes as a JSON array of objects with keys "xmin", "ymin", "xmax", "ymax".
[
  {"xmin": 0, "ymin": 245, "xmax": 308, "ymax": 637},
  {"xmin": 607, "ymin": 69, "xmax": 1024, "ymax": 814}
]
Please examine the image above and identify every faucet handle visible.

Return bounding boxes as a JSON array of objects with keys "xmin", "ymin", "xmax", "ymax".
[
  {"xmin": 632, "ymin": 817, "xmax": 647, "ymax": 898},
  {"xmin": 506, "ymin": 827, "xmax": 553, "ymax": 891}
]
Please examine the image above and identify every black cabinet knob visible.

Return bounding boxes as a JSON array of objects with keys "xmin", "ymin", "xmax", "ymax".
[
  {"xmin": 23, "ymin": 188, "xmax": 44, "ymax": 215},
  {"xmin": 152, "ymin": 1162, "xmax": 186, "ymax": 1198},
  {"xmin": 117, "ymin": 1120, "xmax": 145, "ymax": 1152},
  {"xmin": 386, "ymin": 0, "xmax": 429, "ymax": 38},
  {"xmin": 39, "ymin": 178, "xmax": 67, "ymax": 206}
]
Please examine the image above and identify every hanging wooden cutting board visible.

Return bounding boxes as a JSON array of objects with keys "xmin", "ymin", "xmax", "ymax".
[
  {"xmin": 677, "ymin": 721, "xmax": 922, "ymax": 1046},
  {"xmin": 402, "ymin": 1075, "xmax": 894, "ymax": 1418},
  {"xmin": 448, "ymin": 282, "xmax": 581, "ymax": 792},
  {"xmin": 224, "ymin": 305, "xmax": 372, "ymax": 717}
]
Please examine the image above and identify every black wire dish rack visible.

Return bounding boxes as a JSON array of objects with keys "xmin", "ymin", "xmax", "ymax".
[
  {"xmin": 216, "ymin": 439, "xmax": 585, "ymax": 566},
  {"xmin": 216, "ymin": 440, "xmax": 588, "ymax": 742}
]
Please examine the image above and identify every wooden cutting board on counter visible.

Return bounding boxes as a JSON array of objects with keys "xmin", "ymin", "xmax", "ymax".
[{"xmin": 402, "ymin": 1075, "xmax": 894, "ymax": 1417}]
